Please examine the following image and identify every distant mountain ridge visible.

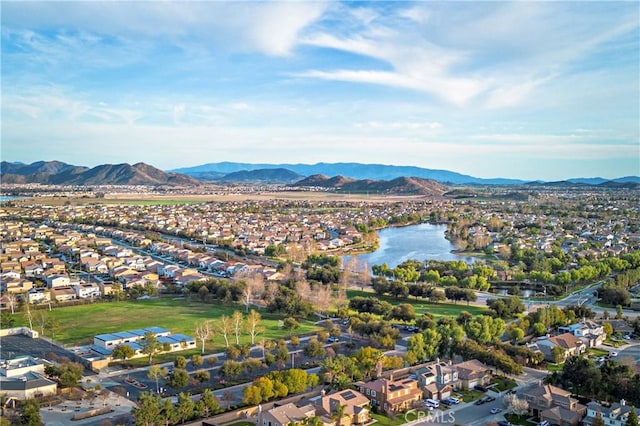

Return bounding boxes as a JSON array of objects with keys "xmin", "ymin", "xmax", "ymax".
[
  {"xmin": 1, "ymin": 161, "xmax": 200, "ymax": 186},
  {"xmin": 291, "ymin": 174, "xmax": 448, "ymax": 196},
  {"xmin": 171, "ymin": 161, "xmax": 522, "ymax": 185},
  {"xmin": 173, "ymin": 161, "xmax": 639, "ymax": 185},
  {"xmin": 217, "ymin": 168, "xmax": 304, "ymax": 184}
]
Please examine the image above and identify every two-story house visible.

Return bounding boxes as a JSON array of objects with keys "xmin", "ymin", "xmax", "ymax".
[
  {"xmin": 314, "ymin": 389, "xmax": 370, "ymax": 426},
  {"xmin": 535, "ymin": 333, "xmax": 586, "ymax": 362},
  {"xmin": 415, "ymin": 361, "xmax": 458, "ymax": 401},
  {"xmin": 583, "ymin": 400, "xmax": 632, "ymax": 426},
  {"xmin": 523, "ymin": 384, "xmax": 586, "ymax": 426},
  {"xmin": 558, "ymin": 319, "xmax": 606, "ymax": 347},
  {"xmin": 454, "ymin": 359, "xmax": 493, "ymax": 390},
  {"xmin": 356, "ymin": 376, "xmax": 422, "ymax": 413}
]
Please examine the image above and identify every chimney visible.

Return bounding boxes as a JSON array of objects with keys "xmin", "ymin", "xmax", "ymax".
[{"xmin": 389, "ymin": 374, "xmax": 394, "ymax": 382}]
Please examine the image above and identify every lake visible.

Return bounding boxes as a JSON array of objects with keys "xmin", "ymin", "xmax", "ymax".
[{"xmin": 344, "ymin": 223, "xmax": 476, "ymax": 269}]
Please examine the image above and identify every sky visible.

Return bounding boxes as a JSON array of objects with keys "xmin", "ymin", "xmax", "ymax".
[{"xmin": 1, "ymin": 1, "xmax": 639, "ymax": 181}]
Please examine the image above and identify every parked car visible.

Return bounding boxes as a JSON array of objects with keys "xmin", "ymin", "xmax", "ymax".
[
  {"xmin": 327, "ymin": 337, "xmax": 340, "ymax": 343},
  {"xmin": 490, "ymin": 408, "xmax": 503, "ymax": 414},
  {"xmin": 537, "ymin": 421, "xmax": 550, "ymax": 426},
  {"xmin": 497, "ymin": 421, "xmax": 512, "ymax": 426},
  {"xmin": 424, "ymin": 399, "xmax": 440, "ymax": 408},
  {"xmin": 485, "ymin": 396, "xmax": 496, "ymax": 402},
  {"xmin": 474, "ymin": 384, "xmax": 488, "ymax": 392},
  {"xmin": 474, "ymin": 399, "xmax": 485, "ymax": 405},
  {"xmin": 443, "ymin": 397, "xmax": 460, "ymax": 405}
]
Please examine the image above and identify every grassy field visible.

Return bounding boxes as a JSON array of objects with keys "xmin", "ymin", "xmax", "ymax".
[
  {"xmin": 12, "ymin": 298, "xmax": 320, "ymax": 350},
  {"xmin": 547, "ymin": 362, "xmax": 564, "ymax": 372},
  {"xmin": 492, "ymin": 376, "xmax": 517, "ymax": 392},
  {"xmin": 346, "ymin": 290, "xmax": 488, "ymax": 318}
]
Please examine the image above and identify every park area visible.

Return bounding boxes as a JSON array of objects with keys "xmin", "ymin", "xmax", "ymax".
[{"xmin": 12, "ymin": 298, "xmax": 320, "ymax": 352}]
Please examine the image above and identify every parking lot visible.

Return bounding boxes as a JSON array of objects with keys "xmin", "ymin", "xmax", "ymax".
[{"xmin": 0, "ymin": 334, "xmax": 80, "ymax": 363}]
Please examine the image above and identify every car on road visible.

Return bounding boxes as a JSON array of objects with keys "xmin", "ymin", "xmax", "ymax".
[
  {"xmin": 474, "ymin": 399, "xmax": 485, "ymax": 405},
  {"xmin": 506, "ymin": 389, "xmax": 517, "ymax": 395},
  {"xmin": 490, "ymin": 408, "xmax": 503, "ymax": 414},
  {"xmin": 327, "ymin": 337, "xmax": 340, "ymax": 343},
  {"xmin": 610, "ymin": 351, "xmax": 618, "ymax": 357}
]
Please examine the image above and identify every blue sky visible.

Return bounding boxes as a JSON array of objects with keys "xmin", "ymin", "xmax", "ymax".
[{"xmin": 2, "ymin": 1, "xmax": 638, "ymax": 180}]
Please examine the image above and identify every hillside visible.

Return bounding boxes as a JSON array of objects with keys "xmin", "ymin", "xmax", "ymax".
[
  {"xmin": 291, "ymin": 175, "xmax": 448, "ymax": 196},
  {"xmin": 216, "ymin": 168, "xmax": 304, "ymax": 184},
  {"xmin": 1, "ymin": 161, "xmax": 200, "ymax": 186}
]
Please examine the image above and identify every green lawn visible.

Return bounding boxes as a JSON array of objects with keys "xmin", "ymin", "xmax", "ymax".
[
  {"xmin": 455, "ymin": 389, "xmax": 485, "ymax": 402},
  {"xmin": 547, "ymin": 363, "xmax": 564, "ymax": 372},
  {"xmin": 504, "ymin": 413, "xmax": 532, "ymax": 426},
  {"xmin": 587, "ymin": 348, "xmax": 609, "ymax": 357},
  {"xmin": 492, "ymin": 376, "xmax": 518, "ymax": 392},
  {"xmin": 370, "ymin": 412, "xmax": 407, "ymax": 426},
  {"xmin": 11, "ymin": 298, "xmax": 320, "ymax": 350},
  {"xmin": 346, "ymin": 290, "xmax": 487, "ymax": 318}
]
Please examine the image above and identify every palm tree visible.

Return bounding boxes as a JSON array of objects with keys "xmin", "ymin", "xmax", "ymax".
[{"xmin": 331, "ymin": 404, "xmax": 346, "ymax": 426}]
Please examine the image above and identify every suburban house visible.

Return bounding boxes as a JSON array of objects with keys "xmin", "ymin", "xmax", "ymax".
[
  {"xmin": 356, "ymin": 376, "xmax": 422, "ymax": 413},
  {"xmin": 415, "ymin": 360, "xmax": 457, "ymax": 401},
  {"xmin": 261, "ymin": 402, "xmax": 316, "ymax": 426},
  {"xmin": 558, "ymin": 319, "xmax": 606, "ymax": 347},
  {"xmin": 26, "ymin": 288, "xmax": 51, "ymax": 304},
  {"xmin": 601, "ymin": 320, "xmax": 634, "ymax": 336},
  {"xmin": 46, "ymin": 274, "xmax": 70, "ymax": 288},
  {"xmin": 454, "ymin": 359, "xmax": 493, "ymax": 390},
  {"xmin": 51, "ymin": 286, "xmax": 77, "ymax": 302},
  {"xmin": 583, "ymin": 400, "xmax": 633, "ymax": 426},
  {"xmin": 314, "ymin": 389, "xmax": 371, "ymax": 426},
  {"xmin": 73, "ymin": 282, "xmax": 102, "ymax": 299},
  {"xmin": 523, "ymin": 384, "xmax": 586, "ymax": 426},
  {"xmin": 535, "ymin": 333, "xmax": 587, "ymax": 362},
  {"xmin": 0, "ymin": 355, "xmax": 57, "ymax": 400}
]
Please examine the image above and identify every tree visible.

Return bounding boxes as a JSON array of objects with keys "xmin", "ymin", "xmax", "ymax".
[
  {"xmin": 19, "ymin": 399, "xmax": 42, "ymax": 426},
  {"xmin": 626, "ymin": 407, "xmax": 638, "ymax": 426},
  {"xmin": 232, "ymin": 310, "xmax": 244, "ymax": 345},
  {"xmin": 147, "ymin": 365, "xmax": 168, "ymax": 394},
  {"xmin": 591, "ymin": 411, "xmax": 606, "ymax": 426},
  {"xmin": 192, "ymin": 354, "xmax": 204, "ymax": 367},
  {"xmin": 241, "ymin": 272, "xmax": 265, "ymax": 312},
  {"xmin": 46, "ymin": 362, "xmax": 84, "ymax": 388},
  {"xmin": 551, "ymin": 346, "xmax": 566, "ymax": 364},
  {"xmin": 132, "ymin": 392, "xmax": 163, "ymax": 426},
  {"xmin": 331, "ymin": 403, "xmax": 346, "ymax": 426},
  {"xmin": 303, "ymin": 337, "xmax": 326, "ymax": 360},
  {"xmin": 194, "ymin": 369, "xmax": 210, "ymax": 383},
  {"xmin": 140, "ymin": 331, "xmax": 162, "ymax": 365},
  {"xmin": 22, "ymin": 302, "xmax": 33, "ymax": 331},
  {"xmin": 174, "ymin": 355, "xmax": 187, "ymax": 369},
  {"xmin": 196, "ymin": 388, "xmax": 219, "ymax": 418},
  {"xmin": 283, "ymin": 317, "xmax": 300, "ymax": 334},
  {"xmin": 167, "ymin": 368, "xmax": 189, "ymax": 388},
  {"xmin": 603, "ymin": 322, "xmax": 614, "ymax": 337},
  {"xmin": 218, "ymin": 315, "xmax": 232, "ymax": 348},
  {"xmin": 34, "ymin": 310, "xmax": 49, "ymax": 336},
  {"xmin": 174, "ymin": 392, "xmax": 196, "ymax": 424},
  {"xmin": 243, "ymin": 385, "xmax": 263, "ymax": 405},
  {"xmin": 504, "ymin": 394, "xmax": 529, "ymax": 417},
  {"xmin": 246, "ymin": 309, "xmax": 264, "ymax": 345},
  {"xmin": 194, "ymin": 320, "xmax": 213, "ymax": 355}
]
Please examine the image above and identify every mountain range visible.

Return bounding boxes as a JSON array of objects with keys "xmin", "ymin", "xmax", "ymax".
[
  {"xmin": 1, "ymin": 161, "xmax": 200, "ymax": 186},
  {"xmin": 172, "ymin": 161, "xmax": 640, "ymax": 186},
  {"xmin": 3, "ymin": 160, "xmax": 639, "ymax": 188}
]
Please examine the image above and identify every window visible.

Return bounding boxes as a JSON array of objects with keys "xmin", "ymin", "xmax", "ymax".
[{"xmin": 371, "ymin": 391, "xmax": 376, "ymax": 397}]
